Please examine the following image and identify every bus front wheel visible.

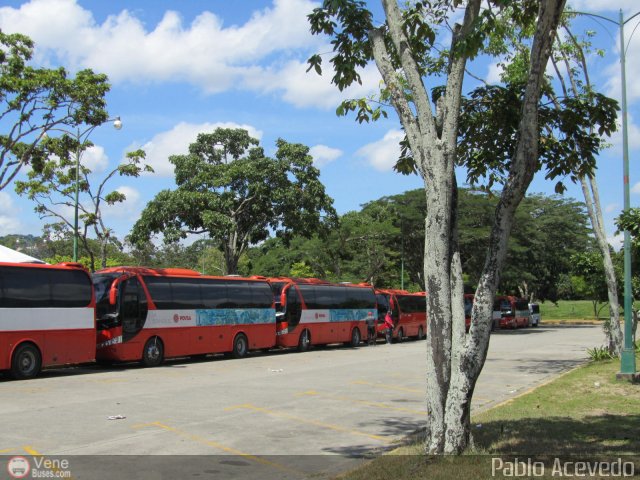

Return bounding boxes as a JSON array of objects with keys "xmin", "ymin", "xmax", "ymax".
[
  {"xmin": 142, "ymin": 337, "xmax": 164, "ymax": 367},
  {"xmin": 350, "ymin": 327, "xmax": 361, "ymax": 347},
  {"xmin": 11, "ymin": 343, "xmax": 42, "ymax": 380},
  {"xmin": 232, "ymin": 333, "xmax": 248, "ymax": 359},
  {"xmin": 396, "ymin": 328, "xmax": 404, "ymax": 343},
  {"xmin": 298, "ymin": 330, "xmax": 310, "ymax": 352}
]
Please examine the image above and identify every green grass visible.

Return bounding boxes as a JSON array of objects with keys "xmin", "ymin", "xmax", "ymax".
[
  {"xmin": 539, "ymin": 300, "xmax": 606, "ymax": 321},
  {"xmin": 339, "ymin": 353, "xmax": 640, "ymax": 480}
]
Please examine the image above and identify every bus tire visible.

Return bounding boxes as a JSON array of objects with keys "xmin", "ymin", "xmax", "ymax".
[
  {"xmin": 350, "ymin": 327, "xmax": 361, "ymax": 347},
  {"xmin": 396, "ymin": 328, "xmax": 404, "ymax": 343},
  {"xmin": 232, "ymin": 333, "xmax": 248, "ymax": 359},
  {"xmin": 298, "ymin": 330, "xmax": 310, "ymax": 352},
  {"xmin": 10, "ymin": 343, "xmax": 42, "ymax": 380},
  {"xmin": 142, "ymin": 337, "xmax": 164, "ymax": 368},
  {"xmin": 417, "ymin": 326, "xmax": 425, "ymax": 340}
]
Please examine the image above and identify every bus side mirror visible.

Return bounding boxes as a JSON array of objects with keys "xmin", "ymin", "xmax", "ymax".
[{"xmin": 109, "ymin": 285, "xmax": 118, "ymax": 306}]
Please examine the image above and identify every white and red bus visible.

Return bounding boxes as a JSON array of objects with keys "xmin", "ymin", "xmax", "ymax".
[
  {"xmin": 492, "ymin": 295, "xmax": 531, "ymax": 329},
  {"xmin": 94, "ymin": 267, "xmax": 276, "ymax": 366},
  {"xmin": 375, "ymin": 289, "xmax": 427, "ymax": 341},
  {"xmin": 274, "ymin": 278, "xmax": 377, "ymax": 351},
  {"xmin": 0, "ymin": 262, "xmax": 96, "ymax": 379}
]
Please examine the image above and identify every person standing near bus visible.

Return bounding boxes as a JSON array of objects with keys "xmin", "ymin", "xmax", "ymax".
[
  {"xmin": 383, "ymin": 310, "xmax": 394, "ymax": 344},
  {"xmin": 366, "ymin": 313, "xmax": 376, "ymax": 346}
]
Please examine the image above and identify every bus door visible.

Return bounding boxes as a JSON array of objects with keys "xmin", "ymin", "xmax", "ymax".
[
  {"xmin": 278, "ymin": 284, "xmax": 302, "ymax": 336},
  {"xmin": 120, "ymin": 276, "xmax": 148, "ymax": 343}
]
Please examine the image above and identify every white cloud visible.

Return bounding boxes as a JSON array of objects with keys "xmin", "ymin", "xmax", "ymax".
[
  {"xmin": 485, "ymin": 61, "xmax": 504, "ymax": 84},
  {"xmin": 245, "ymin": 58, "xmax": 382, "ymax": 110},
  {"xmin": 355, "ymin": 129, "xmax": 404, "ymax": 172},
  {"xmin": 567, "ymin": 0, "xmax": 640, "ymax": 14},
  {"xmin": 0, "ymin": 0, "xmax": 324, "ymax": 98},
  {"xmin": 137, "ymin": 122, "xmax": 263, "ymax": 176},
  {"xmin": 605, "ymin": 203, "xmax": 620, "ymax": 213},
  {"xmin": 632, "ymin": 182, "xmax": 640, "ymax": 195},
  {"xmin": 0, "ymin": 0, "xmax": 386, "ymax": 110},
  {"xmin": 607, "ymin": 232, "xmax": 623, "ymax": 251},
  {"xmin": 102, "ymin": 185, "xmax": 141, "ymax": 219},
  {"xmin": 0, "ymin": 192, "xmax": 23, "ymax": 233},
  {"xmin": 607, "ymin": 113, "xmax": 640, "ymax": 153},
  {"xmin": 81, "ymin": 145, "xmax": 109, "ymax": 173},
  {"xmin": 309, "ymin": 144, "xmax": 342, "ymax": 168}
]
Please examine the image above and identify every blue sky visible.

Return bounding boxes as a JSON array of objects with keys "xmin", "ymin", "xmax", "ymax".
[{"xmin": 0, "ymin": 0, "xmax": 638, "ymax": 250}]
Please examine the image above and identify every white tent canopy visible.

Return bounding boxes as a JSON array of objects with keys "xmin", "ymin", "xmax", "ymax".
[{"xmin": 0, "ymin": 244, "xmax": 46, "ymax": 264}]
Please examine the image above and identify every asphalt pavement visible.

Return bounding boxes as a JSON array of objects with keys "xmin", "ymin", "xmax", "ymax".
[{"xmin": 0, "ymin": 324, "xmax": 605, "ymax": 479}]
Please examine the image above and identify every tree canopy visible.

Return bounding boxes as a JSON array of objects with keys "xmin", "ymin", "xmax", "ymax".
[
  {"xmin": 129, "ymin": 128, "xmax": 336, "ymax": 274},
  {"xmin": 15, "ymin": 147, "xmax": 151, "ymax": 272},
  {"xmin": 0, "ymin": 31, "xmax": 110, "ymax": 193}
]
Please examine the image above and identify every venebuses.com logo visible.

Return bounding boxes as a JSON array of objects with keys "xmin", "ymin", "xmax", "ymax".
[{"xmin": 6, "ymin": 456, "xmax": 72, "ymax": 479}]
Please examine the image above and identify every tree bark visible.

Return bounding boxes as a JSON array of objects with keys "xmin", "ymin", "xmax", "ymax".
[
  {"xmin": 372, "ymin": 0, "xmax": 565, "ymax": 454},
  {"xmin": 580, "ymin": 175, "xmax": 623, "ymax": 355}
]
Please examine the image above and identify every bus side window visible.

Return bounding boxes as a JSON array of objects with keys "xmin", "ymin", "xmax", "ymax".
[{"xmin": 121, "ymin": 277, "xmax": 148, "ymax": 342}]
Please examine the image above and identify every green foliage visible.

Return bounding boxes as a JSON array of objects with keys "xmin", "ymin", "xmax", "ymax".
[
  {"xmin": 616, "ymin": 208, "xmax": 640, "ymax": 247},
  {"xmin": 15, "ymin": 147, "xmax": 151, "ymax": 271},
  {"xmin": 0, "ymin": 31, "xmax": 110, "ymax": 191},
  {"xmin": 457, "ymin": 84, "xmax": 618, "ymax": 194},
  {"xmin": 290, "ymin": 261, "xmax": 315, "ymax": 278},
  {"xmin": 246, "ymin": 188, "xmax": 591, "ymax": 295},
  {"xmin": 130, "ymin": 128, "xmax": 336, "ymax": 274},
  {"xmin": 587, "ymin": 345, "xmax": 616, "ymax": 362}
]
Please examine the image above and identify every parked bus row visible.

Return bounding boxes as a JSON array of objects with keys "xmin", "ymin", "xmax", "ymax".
[
  {"xmin": 0, "ymin": 261, "xmax": 538, "ymax": 380},
  {"xmin": 464, "ymin": 294, "xmax": 541, "ymax": 330}
]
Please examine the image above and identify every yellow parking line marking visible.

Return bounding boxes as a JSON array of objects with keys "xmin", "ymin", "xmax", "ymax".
[
  {"xmin": 295, "ymin": 390, "xmax": 428, "ymax": 415},
  {"xmin": 89, "ymin": 378, "xmax": 128, "ymax": 384},
  {"xmin": 351, "ymin": 380, "xmax": 424, "ymax": 393},
  {"xmin": 132, "ymin": 422, "xmax": 303, "ymax": 475},
  {"xmin": 225, "ymin": 404, "xmax": 391, "ymax": 444},
  {"xmin": 22, "ymin": 446, "xmax": 41, "ymax": 455},
  {"xmin": 0, "ymin": 448, "xmax": 15, "ymax": 453}
]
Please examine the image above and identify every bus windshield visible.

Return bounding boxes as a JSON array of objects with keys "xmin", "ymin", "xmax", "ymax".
[{"xmin": 92, "ymin": 273, "xmax": 120, "ymax": 319}]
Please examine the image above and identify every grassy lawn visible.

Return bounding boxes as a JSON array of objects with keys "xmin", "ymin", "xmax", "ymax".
[
  {"xmin": 539, "ymin": 300, "xmax": 607, "ymax": 321},
  {"xmin": 340, "ymin": 353, "xmax": 640, "ymax": 480}
]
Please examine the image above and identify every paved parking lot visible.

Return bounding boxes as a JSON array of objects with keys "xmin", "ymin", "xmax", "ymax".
[{"xmin": 0, "ymin": 325, "xmax": 604, "ymax": 478}]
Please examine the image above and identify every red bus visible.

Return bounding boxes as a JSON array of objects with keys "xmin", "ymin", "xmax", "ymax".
[
  {"xmin": 94, "ymin": 267, "xmax": 276, "ymax": 366},
  {"xmin": 375, "ymin": 289, "xmax": 427, "ymax": 342},
  {"xmin": 0, "ymin": 262, "xmax": 95, "ymax": 379},
  {"xmin": 275, "ymin": 278, "xmax": 377, "ymax": 351},
  {"xmin": 492, "ymin": 296, "xmax": 531, "ymax": 328}
]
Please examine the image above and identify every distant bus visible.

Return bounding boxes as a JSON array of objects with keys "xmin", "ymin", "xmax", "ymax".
[
  {"xmin": 275, "ymin": 279, "xmax": 377, "ymax": 350},
  {"xmin": 492, "ymin": 296, "xmax": 531, "ymax": 329},
  {"xmin": 375, "ymin": 289, "xmax": 427, "ymax": 341},
  {"xmin": 0, "ymin": 262, "xmax": 95, "ymax": 379},
  {"xmin": 94, "ymin": 267, "xmax": 275, "ymax": 366}
]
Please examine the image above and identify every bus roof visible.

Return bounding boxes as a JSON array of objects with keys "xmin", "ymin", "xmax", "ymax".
[
  {"xmin": 375, "ymin": 288, "xmax": 427, "ymax": 297},
  {"xmin": 95, "ymin": 266, "xmax": 266, "ymax": 282},
  {"xmin": 0, "ymin": 261, "xmax": 89, "ymax": 273}
]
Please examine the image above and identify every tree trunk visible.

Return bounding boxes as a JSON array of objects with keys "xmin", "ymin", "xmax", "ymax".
[
  {"xmin": 580, "ymin": 175, "xmax": 623, "ymax": 355},
  {"xmin": 371, "ymin": 0, "xmax": 565, "ymax": 454}
]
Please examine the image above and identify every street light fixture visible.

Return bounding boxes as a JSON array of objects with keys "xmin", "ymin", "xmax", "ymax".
[
  {"xmin": 573, "ymin": 8, "xmax": 639, "ymax": 379},
  {"xmin": 42, "ymin": 116, "xmax": 122, "ymax": 263}
]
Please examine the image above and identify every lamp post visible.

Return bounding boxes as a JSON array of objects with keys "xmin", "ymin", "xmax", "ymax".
[
  {"xmin": 43, "ymin": 117, "xmax": 122, "ymax": 262},
  {"xmin": 573, "ymin": 9, "xmax": 639, "ymax": 379}
]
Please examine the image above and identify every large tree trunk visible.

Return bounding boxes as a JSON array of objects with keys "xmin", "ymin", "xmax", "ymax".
[
  {"xmin": 580, "ymin": 175, "xmax": 623, "ymax": 355},
  {"xmin": 371, "ymin": 0, "xmax": 565, "ymax": 454}
]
